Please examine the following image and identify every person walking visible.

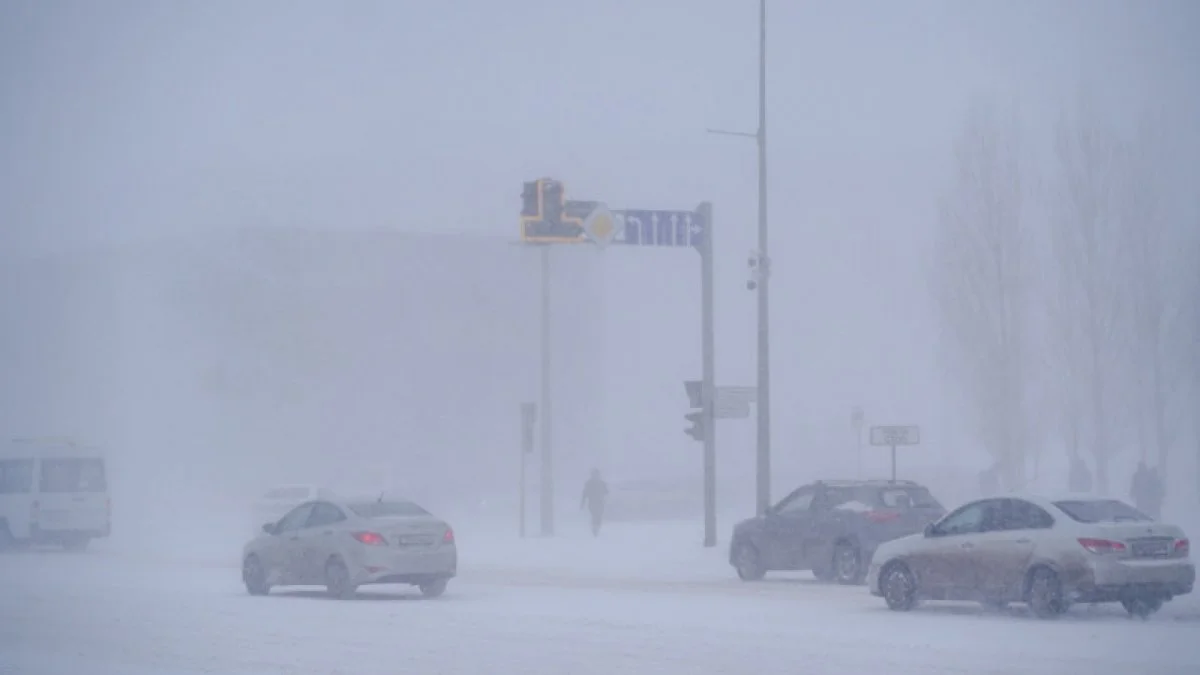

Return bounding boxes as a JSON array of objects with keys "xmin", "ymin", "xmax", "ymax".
[{"xmin": 580, "ymin": 469, "xmax": 609, "ymax": 537}]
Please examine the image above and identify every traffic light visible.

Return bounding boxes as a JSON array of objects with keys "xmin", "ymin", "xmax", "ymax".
[
  {"xmin": 685, "ymin": 411, "xmax": 705, "ymax": 442},
  {"xmin": 521, "ymin": 181, "xmax": 540, "ymax": 218}
]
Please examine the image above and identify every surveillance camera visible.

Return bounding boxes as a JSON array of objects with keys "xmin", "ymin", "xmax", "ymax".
[{"xmin": 746, "ymin": 280, "xmax": 758, "ymax": 291}]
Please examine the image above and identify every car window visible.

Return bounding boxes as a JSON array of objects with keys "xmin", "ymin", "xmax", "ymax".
[
  {"xmin": 277, "ymin": 503, "xmax": 315, "ymax": 532},
  {"xmin": 822, "ymin": 487, "xmax": 859, "ymax": 509},
  {"xmin": 307, "ymin": 501, "xmax": 347, "ymax": 528},
  {"xmin": 1053, "ymin": 499, "xmax": 1150, "ymax": 524},
  {"xmin": 776, "ymin": 488, "xmax": 815, "ymax": 514},
  {"xmin": 0, "ymin": 459, "xmax": 34, "ymax": 494},
  {"xmin": 347, "ymin": 501, "xmax": 431, "ymax": 518},
  {"xmin": 39, "ymin": 458, "xmax": 107, "ymax": 493},
  {"xmin": 935, "ymin": 501, "xmax": 989, "ymax": 536},
  {"xmin": 876, "ymin": 486, "xmax": 942, "ymax": 510},
  {"xmin": 997, "ymin": 499, "xmax": 1054, "ymax": 530}
]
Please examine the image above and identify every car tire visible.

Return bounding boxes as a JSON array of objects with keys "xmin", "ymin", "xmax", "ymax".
[
  {"xmin": 62, "ymin": 535, "xmax": 90, "ymax": 552},
  {"xmin": 833, "ymin": 542, "xmax": 866, "ymax": 585},
  {"xmin": 880, "ymin": 562, "xmax": 919, "ymax": 612},
  {"xmin": 811, "ymin": 562, "xmax": 835, "ymax": 582},
  {"xmin": 1027, "ymin": 567, "xmax": 1068, "ymax": 619},
  {"xmin": 0, "ymin": 521, "xmax": 14, "ymax": 552},
  {"xmin": 1121, "ymin": 596, "xmax": 1162, "ymax": 620},
  {"xmin": 419, "ymin": 578, "xmax": 448, "ymax": 598},
  {"xmin": 242, "ymin": 555, "xmax": 270, "ymax": 596},
  {"xmin": 733, "ymin": 543, "xmax": 767, "ymax": 581},
  {"xmin": 324, "ymin": 557, "xmax": 357, "ymax": 600}
]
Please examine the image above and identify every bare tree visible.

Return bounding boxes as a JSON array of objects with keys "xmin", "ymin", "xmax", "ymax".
[
  {"xmin": 933, "ymin": 98, "xmax": 1032, "ymax": 490},
  {"xmin": 1047, "ymin": 98, "xmax": 1127, "ymax": 495},
  {"xmin": 1117, "ymin": 110, "xmax": 1194, "ymax": 478}
]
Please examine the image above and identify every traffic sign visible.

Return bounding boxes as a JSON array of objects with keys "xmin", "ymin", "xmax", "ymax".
[
  {"xmin": 869, "ymin": 425, "xmax": 920, "ymax": 482},
  {"xmin": 714, "ymin": 386, "xmax": 754, "ymax": 420},
  {"xmin": 583, "ymin": 204, "xmax": 618, "ymax": 248},
  {"xmin": 869, "ymin": 425, "xmax": 920, "ymax": 446},
  {"xmin": 614, "ymin": 210, "xmax": 706, "ymax": 250}
]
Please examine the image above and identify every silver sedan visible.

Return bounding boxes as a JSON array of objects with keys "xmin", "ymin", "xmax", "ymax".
[
  {"xmin": 242, "ymin": 497, "xmax": 457, "ymax": 599},
  {"xmin": 867, "ymin": 494, "xmax": 1193, "ymax": 619}
]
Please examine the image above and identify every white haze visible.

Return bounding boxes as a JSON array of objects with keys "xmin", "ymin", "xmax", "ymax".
[{"xmin": 1, "ymin": 1, "xmax": 1198, "ymax": 673}]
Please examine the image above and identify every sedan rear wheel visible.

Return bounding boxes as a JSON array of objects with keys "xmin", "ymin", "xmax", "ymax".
[
  {"xmin": 324, "ymin": 557, "xmax": 357, "ymax": 600},
  {"xmin": 1027, "ymin": 568, "xmax": 1068, "ymax": 619},
  {"xmin": 419, "ymin": 578, "xmax": 448, "ymax": 598},
  {"xmin": 1121, "ymin": 596, "xmax": 1163, "ymax": 620}
]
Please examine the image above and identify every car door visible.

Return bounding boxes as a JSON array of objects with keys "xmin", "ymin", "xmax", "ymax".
[
  {"xmin": 763, "ymin": 486, "xmax": 816, "ymax": 569},
  {"xmin": 297, "ymin": 501, "xmax": 348, "ymax": 583},
  {"xmin": 913, "ymin": 500, "xmax": 992, "ymax": 596},
  {"xmin": 267, "ymin": 502, "xmax": 315, "ymax": 584},
  {"xmin": 974, "ymin": 499, "xmax": 1049, "ymax": 600}
]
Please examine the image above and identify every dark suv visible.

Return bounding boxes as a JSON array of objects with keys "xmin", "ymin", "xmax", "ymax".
[{"xmin": 729, "ymin": 480, "xmax": 945, "ymax": 584}]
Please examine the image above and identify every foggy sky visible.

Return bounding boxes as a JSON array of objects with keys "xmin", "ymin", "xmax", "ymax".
[{"xmin": 2, "ymin": 1, "xmax": 1197, "ymax": 512}]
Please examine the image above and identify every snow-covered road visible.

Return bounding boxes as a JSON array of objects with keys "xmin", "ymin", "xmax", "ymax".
[{"xmin": 3, "ymin": 522, "xmax": 1200, "ymax": 675}]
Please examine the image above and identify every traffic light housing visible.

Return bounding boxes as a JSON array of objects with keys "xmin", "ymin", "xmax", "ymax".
[{"xmin": 685, "ymin": 411, "xmax": 705, "ymax": 442}]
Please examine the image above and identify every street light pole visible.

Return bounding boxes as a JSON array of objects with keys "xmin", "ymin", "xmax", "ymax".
[
  {"xmin": 753, "ymin": 0, "xmax": 771, "ymax": 516},
  {"xmin": 708, "ymin": 0, "xmax": 770, "ymax": 515}
]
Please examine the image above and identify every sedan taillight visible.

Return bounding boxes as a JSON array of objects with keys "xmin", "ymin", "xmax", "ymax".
[
  {"xmin": 443, "ymin": 528, "xmax": 455, "ymax": 544},
  {"xmin": 1175, "ymin": 539, "xmax": 1190, "ymax": 557},
  {"xmin": 1078, "ymin": 538, "xmax": 1126, "ymax": 555},
  {"xmin": 352, "ymin": 531, "xmax": 386, "ymax": 546}
]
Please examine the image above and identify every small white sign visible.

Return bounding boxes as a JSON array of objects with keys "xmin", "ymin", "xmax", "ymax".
[
  {"xmin": 715, "ymin": 399, "xmax": 750, "ymax": 420},
  {"xmin": 716, "ymin": 386, "xmax": 757, "ymax": 405},
  {"xmin": 869, "ymin": 425, "xmax": 920, "ymax": 446}
]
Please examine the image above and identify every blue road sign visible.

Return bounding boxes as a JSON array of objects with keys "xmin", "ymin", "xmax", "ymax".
[{"xmin": 614, "ymin": 210, "xmax": 706, "ymax": 250}]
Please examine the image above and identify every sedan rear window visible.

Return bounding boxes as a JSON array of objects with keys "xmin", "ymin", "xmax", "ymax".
[
  {"xmin": 1054, "ymin": 499, "xmax": 1150, "ymax": 523},
  {"xmin": 347, "ymin": 501, "xmax": 430, "ymax": 518}
]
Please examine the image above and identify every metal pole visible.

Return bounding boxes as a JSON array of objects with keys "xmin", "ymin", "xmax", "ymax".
[
  {"xmin": 539, "ymin": 245, "xmax": 555, "ymax": 536},
  {"xmin": 856, "ymin": 426, "xmax": 863, "ymax": 480},
  {"xmin": 891, "ymin": 444, "xmax": 897, "ymax": 483},
  {"xmin": 754, "ymin": 0, "xmax": 772, "ymax": 516},
  {"xmin": 698, "ymin": 202, "xmax": 717, "ymax": 548},
  {"xmin": 519, "ymin": 437, "xmax": 527, "ymax": 538}
]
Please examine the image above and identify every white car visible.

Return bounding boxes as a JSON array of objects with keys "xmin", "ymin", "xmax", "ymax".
[
  {"xmin": 0, "ymin": 439, "xmax": 111, "ymax": 551},
  {"xmin": 867, "ymin": 494, "xmax": 1193, "ymax": 619},
  {"xmin": 250, "ymin": 484, "xmax": 338, "ymax": 537},
  {"xmin": 242, "ymin": 496, "xmax": 457, "ymax": 599}
]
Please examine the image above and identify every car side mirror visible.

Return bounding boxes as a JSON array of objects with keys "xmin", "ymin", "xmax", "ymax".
[
  {"xmin": 923, "ymin": 522, "xmax": 936, "ymax": 538},
  {"xmin": 262, "ymin": 523, "xmax": 277, "ymax": 536}
]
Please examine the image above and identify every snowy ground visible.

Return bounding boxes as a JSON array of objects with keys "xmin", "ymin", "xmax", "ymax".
[{"xmin": 3, "ymin": 518, "xmax": 1200, "ymax": 675}]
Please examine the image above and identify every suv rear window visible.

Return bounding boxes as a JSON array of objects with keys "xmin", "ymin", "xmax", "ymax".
[
  {"xmin": 876, "ymin": 487, "xmax": 942, "ymax": 510},
  {"xmin": 347, "ymin": 501, "xmax": 430, "ymax": 518},
  {"xmin": 0, "ymin": 459, "xmax": 34, "ymax": 494},
  {"xmin": 1054, "ymin": 499, "xmax": 1150, "ymax": 523},
  {"xmin": 39, "ymin": 458, "xmax": 107, "ymax": 493}
]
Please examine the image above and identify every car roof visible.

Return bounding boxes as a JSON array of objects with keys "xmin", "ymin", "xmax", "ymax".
[
  {"xmin": 1, "ymin": 439, "xmax": 105, "ymax": 458},
  {"xmin": 815, "ymin": 479, "xmax": 924, "ymax": 488}
]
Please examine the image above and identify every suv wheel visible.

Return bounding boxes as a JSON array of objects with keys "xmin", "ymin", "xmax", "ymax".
[
  {"xmin": 833, "ymin": 542, "xmax": 865, "ymax": 585},
  {"xmin": 733, "ymin": 543, "xmax": 766, "ymax": 581}
]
